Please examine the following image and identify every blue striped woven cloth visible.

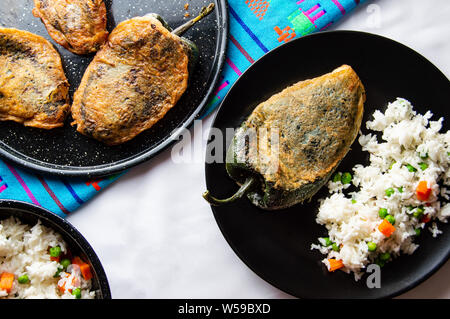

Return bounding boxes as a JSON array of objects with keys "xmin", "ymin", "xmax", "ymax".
[{"xmin": 0, "ymin": 0, "xmax": 366, "ymax": 217}]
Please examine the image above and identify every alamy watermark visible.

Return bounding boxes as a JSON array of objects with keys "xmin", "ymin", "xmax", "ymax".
[
  {"xmin": 171, "ymin": 120, "xmax": 281, "ymax": 173},
  {"xmin": 366, "ymin": 4, "xmax": 382, "ymax": 29},
  {"xmin": 366, "ymin": 264, "xmax": 381, "ymax": 289}
]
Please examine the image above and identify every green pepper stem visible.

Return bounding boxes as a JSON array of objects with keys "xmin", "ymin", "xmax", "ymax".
[
  {"xmin": 202, "ymin": 177, "xmax": 257, "ymax": 206},
  {"xmin": 172, "ymin": 3, "xmax": 215, "ymax": 36}
]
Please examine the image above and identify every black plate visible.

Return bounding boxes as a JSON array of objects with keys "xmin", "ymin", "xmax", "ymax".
[
  {"xmin": 0, "ymin": 0, "xmax": 228, "ymax": 177},
  {"xmin": 0, "ymin": 200, "xmax": 111, "ymax": 298},
  {"xmin": 205, "ymin": 31, "xmax": 450, "ymax": 299}
]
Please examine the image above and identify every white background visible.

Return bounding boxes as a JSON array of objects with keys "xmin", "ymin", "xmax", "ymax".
[{"xmin": 67, "ymin": 0, "xmax": 450, "ymax": 298}]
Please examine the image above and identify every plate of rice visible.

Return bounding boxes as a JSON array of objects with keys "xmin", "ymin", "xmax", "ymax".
[
  {"xmin": 0, "ymin": 200, "xmax": 110, "ymax": 299},
  {"xmin": 312, "ymin": 98, "xmax": 450, "ymax": 280},
  {"xmin": 206, "ymin": 31, "xmax": 450, "ymax": 298}
]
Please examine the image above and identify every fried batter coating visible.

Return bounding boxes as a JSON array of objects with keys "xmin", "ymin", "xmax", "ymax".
[
  {"xmin": 33, "ymin": 0, "xmax": 108, "ymax": 55},
  {"xmin": 71, "ymin": 16, "xmax": 189, "ymax": 145},
  {"xmin": 0, "ymin": 27, "xmax": 70, "ymax": 129}
]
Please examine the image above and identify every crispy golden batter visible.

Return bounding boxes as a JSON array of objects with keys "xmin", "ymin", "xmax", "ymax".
[
  {"xmin": 228, "ymin": 65, "xmax": 365, "ymax": 209},
  {"xmin": 33, "ymin": 0, "xmax": 108, "ymax": 55},
  {"xmin": 71, "ymin": 16, "xmax": 190, "ymax": 145},
  {"xmin": 0, "ymin": 27, "xmax": 70, "ymax": 129},
  {"xmin": 243, "ymin": 65, "xmax": 365, "ymax": 190}
]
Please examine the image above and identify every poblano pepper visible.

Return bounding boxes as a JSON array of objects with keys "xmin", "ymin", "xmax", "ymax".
[
  {"xmin": 147, "ymin": 3, "xmax": 215, "ymax": 74},
  {"xmin": 203, "ymin": 65, "xmax": 366, "ymax": 210},
  {"xmin": 70, "ymin": 4, "xmax": 214, "ymax": 145}
]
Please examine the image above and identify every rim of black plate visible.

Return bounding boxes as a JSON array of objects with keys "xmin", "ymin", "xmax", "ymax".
[
  {"xmin": 205, "ymin": 30, "xmax": 450, "ymax": 299},
  {"xmin": 0, "ymin": 0, "xmax": 229, "ymax": 178},
  {"xmin": 0, "ymin": 199, "xmax": 112, "ymax": 299}
]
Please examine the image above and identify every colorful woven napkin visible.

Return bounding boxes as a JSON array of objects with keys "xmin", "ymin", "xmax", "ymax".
[
  {"xmin": 203, "ymin": 0, "xmax": 367, "ymax": 115},
  {"xmin": 0, "ymin": 0, "xmax": 366, "ymax": 217}
]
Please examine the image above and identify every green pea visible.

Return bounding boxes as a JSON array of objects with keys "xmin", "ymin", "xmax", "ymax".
[
  {"xmin": 18, "ymin": 274, "xmax": 29, "ymax": 284},
  {"xmin": 332, "ymin": 173, "xmax": 342, "ymax": 183},
  {"xmin": 60, "ymin": 258, "xmax": 71, "ymax": 270},
  {"xmin": 351, "ymin": 199, "xmax": 357, "ymax": 204},
  {"xmin": 49, "ymin": 246, "xmax": 61, "ymax": 258},
  {"xmin": 331, "ymin": 243, "xmax": 340, "ymax": 252},
  {"xmin": 72, "ymin": 288, "xmax": 82, "ymax": 299},
  {"xmin": 380, "ymin": 252, "xmax": 391, "ymax": 261},
  {"xmin": 375, "ymin": 258, "xmax": 385, "ymax": 268},
  {"xmin": 413, "ymin": 211, "xmax": 423, "ymax": 219},
  {"xmin": 378, "ymin": 208, "xmax": 388, "ymax": 219},
  {"xmin": 385, "ymin": 188, "xmax": 395, "ymax": 197},
  {"xmin": 385, "ymin": 215, "xmax": 396, "ymax": 225},
  {"xmin": 321, "ymin": 237, "xmax": 333, "ymax": 247},
  {"xmin": 367, "ymin": 242, "xmax": 377, "ymax": 252},
  {"xmin": 406, "ymin": 164, "xmax": 417, "ymax": 172},
  {"xmin": 419, "ymin": 162, "xmax": 428, "ymax": 170},
  {"xmin": 397, "ymin": 186, "xmax": 403, "ymax": 193},
  {"xmin": 341, "ymin": 172, "xmax": 352, "ymax": 185},
  {"xmin": 414, "ymin": 228, "xmax": 421, "ymax": 236},
  {"xmin": 413, "ymin": 206, "xmax": 424, "ymax": 218}
]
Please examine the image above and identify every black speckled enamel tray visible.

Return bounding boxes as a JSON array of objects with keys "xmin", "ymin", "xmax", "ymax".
[{"xmin": 0, "ymin": 0, "xmax": 228, "ymax": 177}]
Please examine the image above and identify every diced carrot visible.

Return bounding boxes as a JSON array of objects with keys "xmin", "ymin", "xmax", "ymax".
[
  {"xmin": 0, "ymin": 272, "xmax": 15, "ymax": 293},
  {"xmin": 420, "ymin": 214, "xmax": 431, "ymax": 223},
  {"xmin": 71, "ymin": 256, "xmax": 84, "ymax": 267},
  {"xmin": 71, "ymin": 256, "xmax": 92, "ymax": 280},
  {"xmin": 50, "ymin": 256, "xmax": 60, "ymax": 262},
  {"xmin": 328, "ymin": 259, "xmax": 344, "ymax": 272},
  {"xmin": 378, "ymin": 219, "xmax": 396, "ymax": 237},
  {"xmin": 416, "ymin": 181, "xmax": 431, "ymax": 201},
  {"xmin": 79, "ymin": 263, "xmax": 92, "ymax": 281}
]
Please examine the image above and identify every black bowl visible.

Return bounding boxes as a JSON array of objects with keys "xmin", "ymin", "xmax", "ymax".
[{"xmin": 0, "ymin": 200, "xmax": 111, "ymax": 299}]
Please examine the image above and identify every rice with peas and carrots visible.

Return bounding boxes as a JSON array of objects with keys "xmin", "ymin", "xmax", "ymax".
[
  {"xmin": 311, "ymin": 98, "xmax": 450, "ymax": 280},
  {"xmin": 0, "ymin": 217, "xmax": 95, "ymax": 299}
]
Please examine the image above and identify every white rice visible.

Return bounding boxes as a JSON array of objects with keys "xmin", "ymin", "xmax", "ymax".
[
  {"xmin": 311, "ymin": 98, "xmax": 450, "ymax": 280},
  {"xmin": 0, "ymin": 217, "xmax": 95, "ymax": 299}
]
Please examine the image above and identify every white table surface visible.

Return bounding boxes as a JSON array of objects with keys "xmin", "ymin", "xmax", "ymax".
[{"xmin": 67, "ymin": 0, "xmax": 450, "ymax": 299}]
